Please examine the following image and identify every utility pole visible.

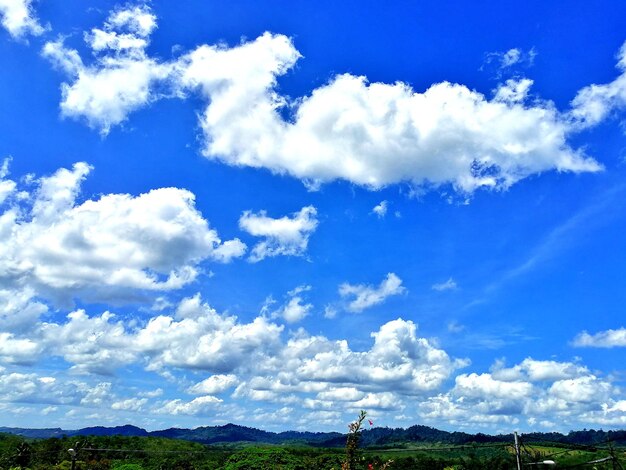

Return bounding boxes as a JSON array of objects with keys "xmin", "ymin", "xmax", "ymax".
[
  {"xmin": 68, "ymin": 447, "xmax": 77, "ymax": 470},
  {"xmin": 608, "ymin": 442, "xmax": 624, "ymax": 470},
  {"xmin": 514, "ymin": 432, "xmax": 523, "ymax": 470}
]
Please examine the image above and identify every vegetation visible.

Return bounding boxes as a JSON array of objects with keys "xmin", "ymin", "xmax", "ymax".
[{"xmin": 1, "ymin": 419, "xmax": 625, "ymax": 469}]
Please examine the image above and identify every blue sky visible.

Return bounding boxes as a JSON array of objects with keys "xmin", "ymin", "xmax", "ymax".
[{"xmin": 0, "ymin": 0, "xmax": 626, "ymax": 434}]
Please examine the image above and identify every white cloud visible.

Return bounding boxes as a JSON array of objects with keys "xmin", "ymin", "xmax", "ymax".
[
  {"xmin": 0, "ymin": 369, "xmax": 85, "ymax": 405},
  {"xmin": 135, "ymin": 294, "xmax": 284, "ymax": 373},
  {"xmin": 187, "ymin": 374, "xmax": 238, "ymax": 395},
  {"xmin": 42, "ymin": 4, "xmax": 171, "ymax": 134},
  {"xmin": 570, "ymin": 41, "xmax": 626, "ymax": 127},
  {"xmin": 41, "ymin": 406, "xmax": 57, "ymax": 415},
  {"xmin": 11, "ymin": 297, "xmax": 621, "ymax": 431},
  {"xmin": 40, "ymin": 10, "xmax": 613, "ymax": 196},
  {"xmin": 40, "ymin": 310, "xmax": 137, "ymax": 375},
  {"xmin": 494, "ymin": 78, "xmax": 534, "ymax": 104},
  {"xmin": 2, "ymin": 294, "xmax": 283, "ymax": 375},
  {"xmin": 3, "ymin": 280, "xmax": 623, "ymax": 431},
  {"xmin": 0, "ymin": 158, "xmax": 17, "ymax": 205},
  {"xmin": 573, "ymin": 327, "xmax": 626, "ymax": 348},
  {"xmin": 285, "ymin": 318, "xmax": 466, "ymax": 394},
  {"xmin": 418, "ymin": 358, "xmax": 618, "ymax": 430},
  {"xmin": 0, "ymin": 0, "xmax": 44, "ymax": 38},
  {"xmin": 353, "ymin": 392, "xmax": 400, "ymax": 411},
  {"xmin": 549, "ymin": 376, "xmax": 612, "ymax": 404},
  {"xmin": 0, "ymin": 332, "xmax": 41, "ymax": 364},
  {"xmin": 0, "ymin": 292, "xmax": 284, "ymax": 393},
  {"xmin": 0, "ymin": 162, "xmax": 245, "ymax": 304},
  {"xmin": 274, "ymin": 296, "xmax": 312, "ymax": 323},
  {"xmin": 339, "ymin": 272, "xmax": 406, "ymax": 312},
  {"xmin": 80, "ymin": 382, "xmax": 113, "ymax": 406},
  {"xmin": 483, "ymin": 48, "xmax": 537, "ymax": 75},
  {"xmin": 239, "ymin": 206, "xmax": 318, "ymax": 262},
  {"xmin": 323, "ymin": 305, "xmax": 337, "ymax": 319},
  {"xmin": 179, "ymin": 34, "xmax": 598, "ymax": 194},
  {"xmin": 111, "ymin": 397, "xmax": 147, "ymax": 411},
  {"xmin": 139, "ymin": 388, "xmax": 163, "ymax": 398},
  {"xmin": 432, "ymin": 277, "xmax": 457, "ymax": 291},
  {"xmin": 268, "ymin": 285, "xmax": 313, "ymax": 323},
  {"xmin": 159, "ymin": 395, "xmax": 222, "ymax": 416},
  {"xmin": 0, "ymin": 287, "xmax": 48, "ymax": 333},
  {"xmin": 317, "ymin": 387, "xmax": 364, "ymax": 402},
  {"xmin": 501, "ymin": 48, "xmax": 522, "ymax": 67},
  {"xmin": 491, "ymin": 358, "xmax": 589, "ymax": 382},
  {"xmin": 455, "ymin": 373, "xmax": 533, "ymax": 401},
  {"xmin": 372, "ymin": 200, "xmax": 388, "ymax": 218},
  {"xmin": 208, "ymin": 317, "xmax": 465, "ymax": 419}
]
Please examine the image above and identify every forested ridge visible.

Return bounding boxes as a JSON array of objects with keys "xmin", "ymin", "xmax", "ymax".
[
  {"xmin": 2, "ymin": 423, "xmax": 626, "ymax": 447},
  {"xmin": 1, "ymin": 423, "xmax": 625, "ymax": 469}
]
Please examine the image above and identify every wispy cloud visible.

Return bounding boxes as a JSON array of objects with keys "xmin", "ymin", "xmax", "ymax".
[
  {"xmin": 371, "ymin": 200, "xmax": 388, "ymax": 218},
  {"xmin": 482, "ymin": 183, "xmax": 626, "ymax": 296},
  {"xmin": 572, "ymin": 328, "xmax": 626, "ymax": 348},
  {"xmin": 339, "ymin": 273, "xmax": 406, "ymax": 313},
  {"xmin": 432, "ymin": 278, "xmax": 457, "ymax": 291},
  {"xmin": 482, "ymin": 47, "xmax": 537, "ymax": 77},
  {"xmin": 239, "ymin": 206, "xmax": 318, "ymax": 262}
]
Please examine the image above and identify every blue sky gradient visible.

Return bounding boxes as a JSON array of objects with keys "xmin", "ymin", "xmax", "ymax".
[{"xmin": 0, "ymin": 0, "xmax": 625, "ymax": 433}]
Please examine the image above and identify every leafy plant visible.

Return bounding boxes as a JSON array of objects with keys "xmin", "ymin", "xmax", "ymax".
[{"xmin": 341, "ymin": 411, "xmax": 393, "ymax": 470}]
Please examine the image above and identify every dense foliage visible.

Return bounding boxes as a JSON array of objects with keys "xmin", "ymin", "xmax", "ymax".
[
  {"xmin": 4, "ymin": 423, "xmax": 626, "ymax": 448},
  {"xmin": 0, "ymin": 425, "xmax": 624, "ymax": 469}
]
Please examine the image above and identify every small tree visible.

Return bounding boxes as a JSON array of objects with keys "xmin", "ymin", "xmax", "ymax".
[
  {"xmin": 14, "ymin": 442, "xmax": 32, "ymax": 470},
  {"xmin": 342, "ymin": 411, "xmax": 393, "ymax": 470},
  {"xmin": 342, "ymin": 410, "xmax": 368, "ymax": 470}
]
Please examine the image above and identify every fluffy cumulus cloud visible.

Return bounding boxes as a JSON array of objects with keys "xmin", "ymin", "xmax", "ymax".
[
  {"xmin": 273, "ymin": 295, "xmax": 312, "ymax": 324},
  {"xmin": 2, "ymin": 295, "xmax": 625, "ymax": 430},
  {"xmin": 0, "ymin": 0, "xmax": 44, "ymax": 38},
  {"xmin": 0, "ymin": 332, "xmax": 41, "ymax": 364},
  {"xmin": 232, "ymin": 318, "xmax": 466, "ymax": 411},
  {"xmin": 572, "ymin": 328, "xmax": 626, "ymax": 348},
  {"xmin": 111, "ymin": 397, "xmax": 148, "ymax": 411},
  {"xmin": 339, "ymin": 273, "xmax": 406, "ymax": 312},
  {"xmin": 187, "ymin": 374, "xmax": 238, "ymax": 395},
  {"xmin": 0, "ymin": 162, "xmax": 245, "ymax": 305},
  {"xmin": 490, "ymin": 358, "xmax": 589, "ymax": 382},
  {"xmin": 0, "ymin": 294, "xmax": 284, "ymax": 375},
  {"xmin": 178, "ymin": 33, "xmax": 601, "ymax": 194},
  {"xmin": 297, "ymin": 318, "xmax": 465, "ymax": 394},
  {"xmin": 239, "ymin": 206, "xmax": 318, "ymax": 262},
  {"xmin": 39, "ymin": 310, "xmax": 136, "ymax": 375},
  {"xmin": 41, "ymin": 4, "xmax": 619, "ymax": 196},
  {"xmin": 159, "ymin": 395, "xmax": 223, "ymax": 416},
  {"xmin": 0, "ymin": 159, "xmax": 17, "ymax": 204},
  {"xmin": 0, "ymin": 287, "xmax": 47, "ymax": 333},
  {"xmin": 419, "ymin": 357, "xmax": 625, "ymax": 429},
  {"xmin": 0, "ymin": 367, "xmax": 111, "ymax": 407},
  {"xmin": 135, "ymin": 294, "xmax": 284, "ymax": 372},
  {"xmin": 42, "ymin": 4, "xmax": 171, "ymax": 134},
  {"xmin": 570, "ymin": 41, "xmax": 626, "ymax": 127},
  {"xmin": 0, "ymin": 295, "xmax": 468, "ymax": 424},
  {"xmin": 264, "ymin": 285, "xmax": 313, "ymax": 324}
]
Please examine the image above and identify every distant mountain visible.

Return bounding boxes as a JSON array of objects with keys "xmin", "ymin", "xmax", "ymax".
[
  {"xmin": 2, "ymin": 423, "xmax": 626, "ymax": 448},
  {"xmin": 151, "ymin": 423, "xmax": 277, "ymax": 444},
  {"xmin": 0, "ymin": 427, "xmax": 65, "ymax": 439},
  {"xmin": 70, "ymin": 425, "xmax": 149, "ymax": 437}
]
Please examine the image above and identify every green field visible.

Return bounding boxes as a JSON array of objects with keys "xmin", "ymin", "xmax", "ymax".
[{"xmin": 1, "ymin": 433, "xmax": 625, "ymax": 469}]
